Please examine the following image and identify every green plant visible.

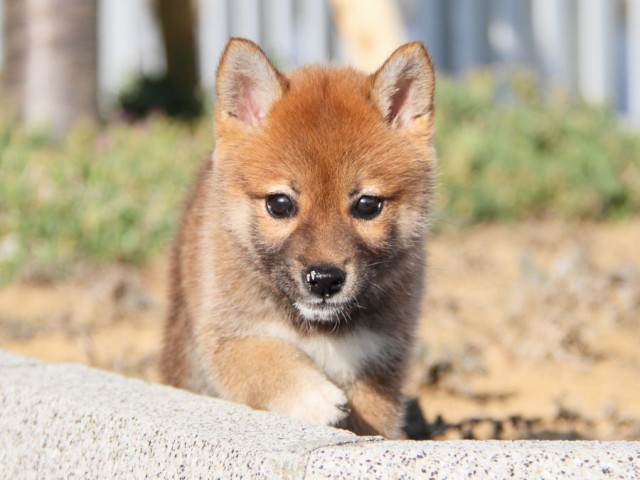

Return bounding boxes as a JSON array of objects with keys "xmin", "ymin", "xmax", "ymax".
[
  {"xmin": 0, "ymin": 115, "xmax": 210, "ymax": 282},
  {"xmin": 434, "ymin": 72, "xmax": 640, "ymax": 225}
]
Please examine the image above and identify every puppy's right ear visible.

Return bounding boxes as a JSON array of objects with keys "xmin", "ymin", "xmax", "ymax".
[{"xmin": 216, "ymin": 38, "xmax": 287, "ymax": 127}]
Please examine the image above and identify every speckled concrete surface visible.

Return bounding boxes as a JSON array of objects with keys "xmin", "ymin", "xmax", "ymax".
[
  {"xmin": 307, "ymin": 440, "xmax": 640, "ymax": 479},
  {"xmin": 1, "ymin": 350, "xmax": 639, "ymax": 479},
  {"xmin": 0, "ymin": 350, "xmax": 361, "ymax": 479}
]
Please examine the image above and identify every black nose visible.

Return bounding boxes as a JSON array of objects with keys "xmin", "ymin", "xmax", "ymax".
[{"xmin": 304, "ymin": 266, "xmax": 346, "ymax": 298}]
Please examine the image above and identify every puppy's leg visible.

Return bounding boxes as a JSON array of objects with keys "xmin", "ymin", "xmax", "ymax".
[
  {"xmin": 346, "ymin": 376, "xmax": 405, "ymax": 439},
  {"xmin": 211, "ymin": 336, "xmax": 349, "ymax": 426}
]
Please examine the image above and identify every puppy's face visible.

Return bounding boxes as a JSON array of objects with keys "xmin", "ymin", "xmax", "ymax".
[{"xmin": 213, "ymin": 40, "xmax": 436, "ymax": 323}]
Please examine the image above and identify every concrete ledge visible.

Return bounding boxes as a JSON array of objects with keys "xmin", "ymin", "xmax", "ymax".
[{"xmin": 1, "ymin": 350, "xmax": 639, "ymax": 479}]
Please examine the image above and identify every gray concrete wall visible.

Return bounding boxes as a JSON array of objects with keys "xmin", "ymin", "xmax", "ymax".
[{"xmin": 1, "ymin": 349, "xmax": 639, "ymax": 479}]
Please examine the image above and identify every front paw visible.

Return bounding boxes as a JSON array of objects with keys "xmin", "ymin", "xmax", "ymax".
[{"xmin": 268, "ymin": 373, "xmax": 349, "ymax": 427}]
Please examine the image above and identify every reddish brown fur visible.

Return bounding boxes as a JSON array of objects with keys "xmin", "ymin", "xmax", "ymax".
[{"xmin": 161, "ymin": 38, "xmax": 436, "ymax": 438}]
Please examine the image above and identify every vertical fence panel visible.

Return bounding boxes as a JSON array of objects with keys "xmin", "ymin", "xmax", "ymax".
[
  {"xmin": 330, "ymin": 16, "xmax": 348, "ymax": 65},
  {"xmin": 451, "ymin": 0, "xmax": 489, "ymax": 74},
  {"xmin": 98, "ymin": 0, "xmax": 164, "ymax": 102},
  {"xmin": 415, "ymin": 0, "xmax": 448, "ymax": 71},
  {"xmin": 229, "ymin": 0, "xmax": 260, "ymax": 42},
  {"xmin": 296, "ymin": 0, "xmax": 329, "ymax": 65},
  {"xmin": 577, "ymin": 0, "xmax": 616, "ymax": 104},
  {"xmin": 489, "ymin": 0, "xmax": 534, "ymax": 65},
  {"xmin": 138, "ymin": 0, "xmax": 165, "ymax": 77},
  {"xmin": 198, "ymin": 0, "xmax": 228, "ymax": 96},
  {"xmin": 263, "ymin": 0, "xmax": 294, "ymax": 69},
  {"xmin": 628, "ymin": 0, "xmax": 640, "ymax": 126},
  {"xmin": 98, "ymin": 0, "xmax": 144, "ymax": 101},
  {"xmin": 531, "ymin": 0, "xmax": 577, "ymax": 92}
]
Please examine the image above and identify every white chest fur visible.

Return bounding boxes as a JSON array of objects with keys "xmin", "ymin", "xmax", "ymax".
[{"xmin": 254, "ymin": 321, "xmax": 387, "ymax": 386}]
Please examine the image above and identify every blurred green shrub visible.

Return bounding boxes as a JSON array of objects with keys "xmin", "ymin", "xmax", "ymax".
[
  {"xmin": 0, "ymin": 115, "xmax": 210, "ymax": 282},
  {"xmin": 1, "ymin": 71, "xmax": 639, "ymax": 282},
  {"xmin": 434, "ymin": 71, "xmax": 640, "ymax": 225}
]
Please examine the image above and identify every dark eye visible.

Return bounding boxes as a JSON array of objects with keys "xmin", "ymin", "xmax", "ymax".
[
  {"xmin": 352, "ymin": 196, "xmax": 383, "ymax": 220},
  {"xmin": 266, "ymin": 194, "xmax": 295, "ymax": 218}
]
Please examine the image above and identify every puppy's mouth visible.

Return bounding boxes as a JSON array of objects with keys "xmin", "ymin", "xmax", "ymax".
[{"xmin": 293, "ymin": 299, "xmax": 353, "ymax": 322}]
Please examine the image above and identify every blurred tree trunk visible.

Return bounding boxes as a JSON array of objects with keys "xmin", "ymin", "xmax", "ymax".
[
  {"xmin": 155, "ymin": 0, "xmax": 200, "ymax": 114},
  {"xmin": 122, "ymin": 0, "xmax": 200, "ymax": 119},
  {"xmin": 1, "ymin": 0, "xmax": 27, "ymax": 112},
  {"xmin": 330, "ymin": 0, "xmax": 406, "ymax": 72},
  {"xmin": 22, "ymin": 0, "xmax": 98, "ymax": 139}
]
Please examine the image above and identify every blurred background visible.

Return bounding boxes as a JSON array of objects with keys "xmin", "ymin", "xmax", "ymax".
[
  {"xmin": 1, "ymin": 0, "xmax": 639, "ymax": 441},
  {"xmin": 1, "ymin": 0, "xmax": 640, "ymax": 130}
]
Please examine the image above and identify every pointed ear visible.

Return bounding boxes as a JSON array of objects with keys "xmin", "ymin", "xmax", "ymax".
[
  {"xmin": 370, "ymin": 42, "xmax": 435, "ymax": 130},
  {"xmin": 216, "ymin": 38, "xmax": 288, "ymax": 127}
]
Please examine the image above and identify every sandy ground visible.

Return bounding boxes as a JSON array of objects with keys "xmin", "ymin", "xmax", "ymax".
[{"xmin": 1, "ymin": 220, "xmax": 639, "ymax": 440}]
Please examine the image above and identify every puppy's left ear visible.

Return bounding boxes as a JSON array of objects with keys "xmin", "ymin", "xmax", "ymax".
[
  {"xmin": 216, "ymin": 38, "xmax": 288, "ymax": 127},
  {"xmin": 370, "ymin": 42, "xmax": 435, "ymax": 132}
]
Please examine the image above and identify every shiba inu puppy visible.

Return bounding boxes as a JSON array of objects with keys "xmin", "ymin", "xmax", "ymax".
[{"xmin": 161, "ymin": 38, "xmax": 436, "ymax": 439}]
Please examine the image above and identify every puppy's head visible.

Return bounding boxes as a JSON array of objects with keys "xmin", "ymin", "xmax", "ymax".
[{"xmin": 212, "ymin": 38, "xmax": 436, "ymax": 323}]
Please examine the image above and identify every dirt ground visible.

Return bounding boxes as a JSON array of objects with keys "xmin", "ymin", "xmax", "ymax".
[{"xmin": 2, "ymin": 220, "xmax": 639, "ymax": 440}]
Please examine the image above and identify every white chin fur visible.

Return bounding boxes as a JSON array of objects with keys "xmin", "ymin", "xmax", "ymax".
[{"xmin": 294, "ymin": 302, "xmax": 344, "ymax": 322}]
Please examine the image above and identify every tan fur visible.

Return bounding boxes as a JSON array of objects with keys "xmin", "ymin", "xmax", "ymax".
[{"xmin": 161, "ymin": 38, "xmax": 436, "ymax": 438}]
